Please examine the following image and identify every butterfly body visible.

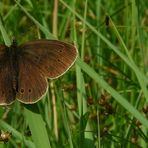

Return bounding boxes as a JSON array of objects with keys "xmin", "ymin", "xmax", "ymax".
[
  {"xmin": 0, "ymin": 40, "xmax": 77, "ymax": 105},
  {"xmin": 6, "ymin": 42, "xmax": 19, "ymax": 91}
]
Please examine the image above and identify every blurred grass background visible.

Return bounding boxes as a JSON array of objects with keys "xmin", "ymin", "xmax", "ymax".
[{"xmin": 0, "ymin": 0, "xmax": 148, "ymax": 148}]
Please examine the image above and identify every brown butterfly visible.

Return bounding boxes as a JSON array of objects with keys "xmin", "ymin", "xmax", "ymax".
[{"xmin": 0, "ymin": 39, "xmax": 78, "ymax": 105}]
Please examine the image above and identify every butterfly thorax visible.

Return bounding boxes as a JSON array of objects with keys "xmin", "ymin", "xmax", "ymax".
[{"xmin": 6, "ymin": 41, "xmax": 18, "ymax": 57}]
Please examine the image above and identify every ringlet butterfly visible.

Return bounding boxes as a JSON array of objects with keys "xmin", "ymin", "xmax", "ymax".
[{"xmin": 0, "ymin": 39, "xmax": 78, "ymax": 105}]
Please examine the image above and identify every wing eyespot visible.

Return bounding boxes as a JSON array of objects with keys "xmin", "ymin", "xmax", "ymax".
[
  {"xmin": 28, "ymin": 89, "xmax": 32, "ymax": 93},
  {"xmin": 20, "ymin": 89, "xmax": 24, "ymax": 93}
]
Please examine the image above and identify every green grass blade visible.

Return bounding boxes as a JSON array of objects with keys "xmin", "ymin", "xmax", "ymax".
[
  {"xmin": 0, "ymin": 17, "xmax": 11, "ymax": 45},
  {"xmin": 24, "ymin": 105, "xmax": 51, "ymax": 148},
  {"xmin": 76, "ymin": 57, "xmax": 148, "ymax": 128},
  {"xmin": 60, "ymin": 0, "xmax": 148, "ymax": 85},
  {"xmin": 15, "ymin": 0, "xmax": 55, "ymax": 39},
  {"xmin": 0, "ymin": 119, "xmax": 35, "ymax": 148}
]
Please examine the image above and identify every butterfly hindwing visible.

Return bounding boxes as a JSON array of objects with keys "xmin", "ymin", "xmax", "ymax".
[{"xmin": 16, "ymin": 56, "xmax": 48, "ymax": 104}]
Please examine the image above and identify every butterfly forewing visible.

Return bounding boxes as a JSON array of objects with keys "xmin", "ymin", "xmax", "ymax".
[{"xmin": 19, "ymin": 40, "xmax": 77, "ymax": 78}]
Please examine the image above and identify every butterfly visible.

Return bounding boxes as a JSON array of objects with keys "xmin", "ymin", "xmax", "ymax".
[{"xmin": 0, "ymin": 39, "xmax": 78, "ymax": 105}]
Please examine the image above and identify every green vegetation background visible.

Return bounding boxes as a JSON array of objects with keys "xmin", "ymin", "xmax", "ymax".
[{"xmin": 0, "ymin": 0, "xmax": 147, "ymax": 148}]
